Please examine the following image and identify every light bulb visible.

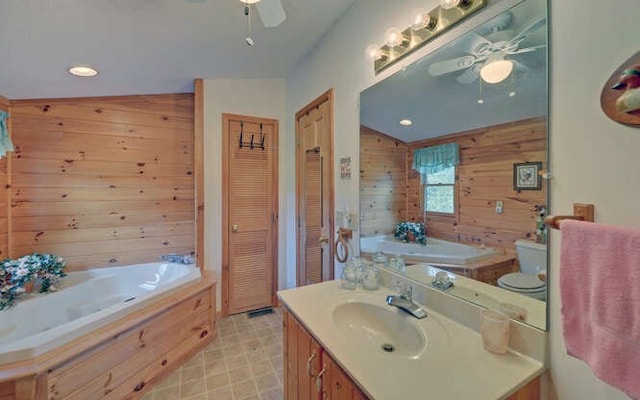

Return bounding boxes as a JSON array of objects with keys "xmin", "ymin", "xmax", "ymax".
[
  {"xmin": 480, "ymin": 60, "xmax": 514, "ymax": 84},
  {"xmin": 365, "ymin": 44, "xmax": 387, "ymax": 61},
  {"xmin": 399, "ymin": 119, "xmax": 413, "ymax": 126},
  {"xmin": 385, "ymin": 27, "xmax": 404, "ymax": 47},
  {"xmin": 440, "ymin": 0, "xmax": 460, "ymax": 10},
  {"xmin": 411, "ymin": 9, "xmax": 435, "ymax": 31}
]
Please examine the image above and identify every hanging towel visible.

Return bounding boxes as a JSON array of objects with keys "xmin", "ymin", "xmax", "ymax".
[{"xmin": 560, "ymin": 220, "xmax": 640, "ymax": 399}]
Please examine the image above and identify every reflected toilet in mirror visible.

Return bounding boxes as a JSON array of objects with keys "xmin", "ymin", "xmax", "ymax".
[{"xmin": 496, "ymin": 239, "xmax": 547, "ymax": 301}]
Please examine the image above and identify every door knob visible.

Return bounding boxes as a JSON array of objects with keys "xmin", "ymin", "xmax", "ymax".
[
  {"xmin": 232, "ymin": 224, "xmax": 239, "ymax": 233},
  {"xmin": 318, "ymin": 235, "xmax": 329, "ymax": 244}
]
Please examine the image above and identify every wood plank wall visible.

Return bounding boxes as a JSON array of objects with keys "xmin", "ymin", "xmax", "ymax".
[
  {"xmin": 359, "ymin": 126, "xmax": 408, "ymax": 236},
  {"xmin": 7, "ymin": 94, "xmax": 195, "ymax": 271},
  {"xmin": 407, "ymin": 117, "xmax": 547, "ymax": 255},
  {"xmin": 0, "ymin": 96, "xmax": 10, "ymax": 260}
]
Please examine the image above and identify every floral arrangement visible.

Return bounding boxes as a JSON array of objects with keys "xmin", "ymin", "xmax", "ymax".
[
  {"xmin": 534, "ymin": 204, "xmax": 547, "ymax": 244},
  {"xmin": 0, "ymin": 253, "xmax": 66, "ymax": 310},
  {"xmin": 393, "ymin": 221, "xmax": 427, "ymax": 245}
]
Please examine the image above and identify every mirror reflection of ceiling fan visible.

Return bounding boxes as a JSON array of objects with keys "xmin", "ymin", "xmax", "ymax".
[{"xmin": 428, "ymin": 12, "xmax": 546, "ymax": 84}]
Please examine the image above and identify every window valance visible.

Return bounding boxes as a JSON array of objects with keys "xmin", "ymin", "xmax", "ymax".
[
  {"xmin": 0, "ymin": 111, "xmax": 14, "ymax": 159},
  {"xmin": 412, "ymin": 143, "xmax": 459, "ymax": 178}
]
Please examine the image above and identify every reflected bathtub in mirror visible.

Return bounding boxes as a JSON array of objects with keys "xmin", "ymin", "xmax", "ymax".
[{"xmin": 359, "ymin": 0, "xmax": 548, "ymax": 330}]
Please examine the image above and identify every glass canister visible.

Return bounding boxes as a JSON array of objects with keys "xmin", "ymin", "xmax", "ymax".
[
  {"xmin": 362, "ymin": 264, "xmax": 380, "ymax": 290},
  {"xmin": 340, "ymin": 262, "xmax": 357, "ymax": 290},
  {"xmin": 373, "ymin": 252, "xmax": 388, "ymax": 268}
]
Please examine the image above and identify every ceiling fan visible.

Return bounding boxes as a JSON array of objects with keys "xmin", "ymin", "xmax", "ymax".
[
  {"xmin": 428, "ymin": 13, "xmax": 546, "ymax": 84},
  {"xmin": 240, "ymin": 0, "xmax": 286, "ymax": 28},
  {"xmin": 240, "ymin": 0, "xmax": 286, "ymax": 45}
]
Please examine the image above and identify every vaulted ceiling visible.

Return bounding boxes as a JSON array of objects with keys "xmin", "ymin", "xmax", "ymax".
[{"xmin": 0, "ymin": 0, "xmax": 355, "ymax": 99}]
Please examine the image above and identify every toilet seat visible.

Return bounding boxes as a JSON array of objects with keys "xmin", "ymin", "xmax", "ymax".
[{"xmin": 498, "ymin": 272, "xmax": 546, "ymax": 295}]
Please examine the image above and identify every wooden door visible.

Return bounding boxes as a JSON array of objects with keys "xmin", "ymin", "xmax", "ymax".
[
  {"xmin": 222, "ymin": 114, "xmax": 278, "ymax": 315},
  {"xmin": 284, "ymin": 309, "xmax": 323, "ymax": 400},
  {"xmin": 296, "ymin": 90, "xmax": 334, "ymax": 287}
]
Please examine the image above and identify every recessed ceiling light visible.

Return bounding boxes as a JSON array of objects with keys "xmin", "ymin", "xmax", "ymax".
[
  {"xmin": 68, "ymin": 66, "xmax": 98, "ymax": 77},
  {"xmin": 399, "ymin": 119, "xmax": 413, "ymax": 126}
]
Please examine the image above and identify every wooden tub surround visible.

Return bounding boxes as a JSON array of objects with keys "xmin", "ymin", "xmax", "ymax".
[{"xmin": 0, "ymin": 272, "xmax": 216, "ymax": 400}]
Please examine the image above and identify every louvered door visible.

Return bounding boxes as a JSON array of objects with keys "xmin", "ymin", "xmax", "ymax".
[
  {"xmin": 223, "ymin": 115, "xmax": 278, "ymax": 315},
  {"xmin": 296, "ymin": 91, "xmax": 334, "ymax": 287},
  {"xmin": 304, "ymin": 150, "xmax": 322, "ymax": 284}
]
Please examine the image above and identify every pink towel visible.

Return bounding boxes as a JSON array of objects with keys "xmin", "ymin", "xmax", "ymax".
[{"xmin": 561, "ymin": 220, "xmax": 640, "ymax": 399}]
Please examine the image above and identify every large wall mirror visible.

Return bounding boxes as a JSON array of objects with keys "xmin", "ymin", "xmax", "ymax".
[{"xmin": 359, "ymin": 0, "xmax": 548, "ymax": 330}]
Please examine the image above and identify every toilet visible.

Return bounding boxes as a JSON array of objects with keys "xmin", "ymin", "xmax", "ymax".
[{"xmin": 497, "ymin": 239, "xmax": 547, "ymax": 301}]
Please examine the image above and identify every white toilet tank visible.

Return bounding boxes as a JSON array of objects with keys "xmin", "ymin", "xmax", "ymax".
[{"xmin": 515, "ymin": 239, "xmax": 547, "ymax": 274}]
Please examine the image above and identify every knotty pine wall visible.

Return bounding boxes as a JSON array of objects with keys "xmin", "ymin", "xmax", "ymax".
[
  {"xmin": 360, "ymin": 125, "xmax": 407, "ymax": 236},
  {"xmin": 407, "ymin": 117, "xmax": 547, "ymax": 255},
  {"xmin": 0, "ymin": 96, "xmax": 10, "ymax": 260},
  {"xmin": 360, "ymin": 117, "xmax": 547, "ymax": 255},
  {"xmin": 7, "ymin": 94, "xmax": 195, "ymax": 271}
]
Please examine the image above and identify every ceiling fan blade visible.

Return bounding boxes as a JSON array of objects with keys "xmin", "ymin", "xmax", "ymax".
[
  {"xmin": 510, "ymin": 18, "xmax": 546, "ymax": 44},
  {"xmin": 457, "ymin": 32, "xmax": 494, "ymax": 56},
  {"xmin": 255, "ymin": 0, "xmax": 286, "ymax": 28},
  {"xmin": 428, "ymin": 55, "xmax": 480, "ymax": 77},
  {"xmin": 508, "ymin": 44, "xmax": 546, "ymax": 55},
  {"xmin": 456, "ymin": 64, "xmax": 482, "ymax": 84}
]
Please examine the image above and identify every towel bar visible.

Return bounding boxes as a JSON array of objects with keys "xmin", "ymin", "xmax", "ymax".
[{"xmin": 544, "ymin": 203, "xmax": 595, "ymax": 230}]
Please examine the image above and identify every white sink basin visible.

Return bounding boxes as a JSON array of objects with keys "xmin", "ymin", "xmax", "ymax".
[{"xmin": 332, "ymin": 301, "xmax": 427, "ymax": 358}]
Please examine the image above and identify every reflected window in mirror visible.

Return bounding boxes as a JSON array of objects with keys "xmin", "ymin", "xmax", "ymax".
[{"xmin": 424, "ymin": 165, "xmax": 456, "ymax": 215}]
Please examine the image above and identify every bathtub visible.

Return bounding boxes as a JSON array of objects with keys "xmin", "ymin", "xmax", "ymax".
[
  {"xmin": 0, "ymin": 262, "xmax": 201, "ymax": 365},
  {"xmin": 360, "ymin": 234, "xmax": 500, "ymax": 265}
]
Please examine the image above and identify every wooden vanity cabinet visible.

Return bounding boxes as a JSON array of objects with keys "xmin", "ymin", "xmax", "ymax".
[
  {"xmin": 284, "ymin": 309, "xmax": 367, "ymax": 400},
  {"xmin": 283, "ymin": 309, "xmax": 539, "ymax": 400}
]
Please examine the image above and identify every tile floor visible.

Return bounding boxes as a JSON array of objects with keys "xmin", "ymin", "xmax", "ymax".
[{"xmin": 141, "ymin": 308, "xmax": 284, "ymax": 400}]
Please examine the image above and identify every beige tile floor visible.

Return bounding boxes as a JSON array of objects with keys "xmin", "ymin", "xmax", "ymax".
[{"xmin": 141, "ymin": 308, "xmax": 284, "ymax": 400}]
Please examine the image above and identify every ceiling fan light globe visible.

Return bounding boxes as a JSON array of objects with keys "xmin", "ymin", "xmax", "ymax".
[
  {"xmin": 480, "ymin": 59, "xmax": 514, "ymax": 84},
  {"xmin": 240, "ymin": 0, "xmax": 261, "ymax": 4}
]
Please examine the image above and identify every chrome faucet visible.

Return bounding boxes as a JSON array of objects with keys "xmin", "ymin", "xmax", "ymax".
[{"xmin": 386, "ymin": 283, "xmax": 427, "ymax": 319}]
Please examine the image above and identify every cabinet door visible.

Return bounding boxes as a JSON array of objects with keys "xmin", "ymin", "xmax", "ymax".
[
  {"xmin": 284, "ymin": 310, "xmax": 323, "ymax": 400},
  {"xmin": 297, "ymin": 321, "xmax": 322, "ymax": 400},
  {"xmin": 323, "ymin": 354, "xmax": 358, "ymax": 400}
]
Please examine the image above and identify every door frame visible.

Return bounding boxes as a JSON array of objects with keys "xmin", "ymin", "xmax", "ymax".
[
  {"xmin": 295, "ymin": 89, "xmax": 335, "ymax": 287},
  {"xmin": 221, "ymin": 113, "xmax": 279, "ymax": 316}
]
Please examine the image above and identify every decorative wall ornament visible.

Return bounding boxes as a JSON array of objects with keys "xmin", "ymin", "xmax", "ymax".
[
  {"xmin": 513, "ymin": 162, "xmax": 542, "ymax": 191},
  {"xmin": 601, "ymin": 51, "xmax": 640, "ymax": 126},
  {"xmin": 340, "ymin": 156, "xmax": 352, "ymax": 179}
]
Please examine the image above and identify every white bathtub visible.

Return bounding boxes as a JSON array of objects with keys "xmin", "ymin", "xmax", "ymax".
[
  {"xmin": 0, "ymin": 262, "xmax": 201, "ymax": 364},
  {"xmin": 361, "ymin": 235, "xmax": 499, "ymax": 264}
]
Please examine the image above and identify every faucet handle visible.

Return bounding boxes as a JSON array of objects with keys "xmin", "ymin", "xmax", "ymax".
[{"xmin": 394, "ymin": 280, "xmax": 412, "ymax": 300}]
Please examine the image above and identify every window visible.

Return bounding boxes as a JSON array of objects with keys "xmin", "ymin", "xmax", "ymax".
[{"xmin": 424, "ymin": 165, "xmax": 455, "ymax": 214}]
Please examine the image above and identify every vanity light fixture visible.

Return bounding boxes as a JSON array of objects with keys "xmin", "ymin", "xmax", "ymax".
[
  {"xmin": 68, "ymin": 66, "xmax": 98, "ymax": 77},
  {"xmin": 479, "ymin": 59, "xmax": 514, "ymax": 84},
  {"xmin": 368, "ymin": 0, "xmax": 486, "ymax": 75},
  {"xmin": 440, "ymin": 0, "xmax": 473, "ymax": 10},
  {"xmin": 399, "ymin": 119, "xmax": 413, "ymax": 126}
]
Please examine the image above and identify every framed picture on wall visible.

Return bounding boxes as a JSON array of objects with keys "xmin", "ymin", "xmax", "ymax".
[{"xmin": 513, "ymin": 162, "xmax": 542, "ymax": 190}]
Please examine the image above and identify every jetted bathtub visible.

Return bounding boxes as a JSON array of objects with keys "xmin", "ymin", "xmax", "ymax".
[
  {"xmin": 360, "ymin": 234, "xmax": 499, "ymax": 265},
  {"xmin": 0, "ymin": 262, "xmax": 201, "ymax": 364}
]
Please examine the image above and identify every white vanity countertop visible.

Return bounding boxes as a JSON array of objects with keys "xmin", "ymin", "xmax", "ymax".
[{"xmin": 278, "ymin": 281, "xmax": 544, "ymax": 400}]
